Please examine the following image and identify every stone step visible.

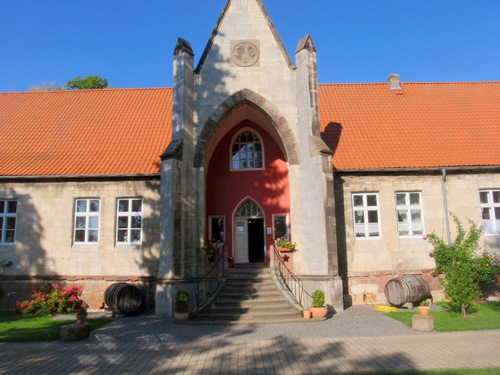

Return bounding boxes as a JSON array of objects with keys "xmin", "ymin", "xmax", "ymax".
[
  {"xmin": 198, "ymin": 310, "xmax": 299, "ymax": 321},
  {"xmin": 180, "ymin": 317, "xmax": 327, "ymax": 325}
]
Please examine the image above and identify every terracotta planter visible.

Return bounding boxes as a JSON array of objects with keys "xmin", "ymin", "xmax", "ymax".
[
  {"xmin": 278, "ymin": 246, "xmax": 293, "ymax": 252},
  {"xmin": 76, "ymin": 314, "xmax": 88, "ymax": 324},
  {"xmin": 303, "ymin": 309, "xmax": 312, "ymax": 319},
  {"xmin": 174, "ymin": 311, "xmax": 190, "ymax": 321},
  {"xmin": 311, "ymin": 307, "xmax": 328, "ymax": 318},
  {"xmin": 418, "ymin": 306, "xmax": 430, "ymax": 316}
]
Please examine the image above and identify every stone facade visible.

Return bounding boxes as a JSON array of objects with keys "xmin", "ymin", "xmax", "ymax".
[
  {"xmin": 0, "ymin": 178, "xmax": 160, "ymax": 310},
  {"xmin": 335, "ymin": 170, "xmax": 500, "ymax": 304}
]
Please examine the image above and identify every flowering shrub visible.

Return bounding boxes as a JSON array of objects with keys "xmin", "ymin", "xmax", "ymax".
[
  {"xmin": 426, "ymin": 214, "xmax": 500, "ymax": 317},
  {"xmin": 16, "ymin": 284, "xmax": 83, "ymax": 315},
  {"xmin": 275, "ymin": 238, "xmax": 296, "ymax": 250},
  {"xmin": 201, "ymin": 239, "xmax": 217, "ymax": 254}
]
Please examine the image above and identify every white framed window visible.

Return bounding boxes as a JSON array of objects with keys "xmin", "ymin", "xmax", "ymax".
[
  {"xmin": 74, "ymin": 199, "xmax": 100, "ymax": 243},
  {"xmin": 480, "ymin": 190, "xmax": 500, "ymax": 235},
  {"xmin": 0, "ymin": 200, "xmax": 17, "ymax": 244},
  {"xmin": 395, "ymin": 192, "xmax": 425, "ymax": 237},
  {"xmin": 231, "ymin": 129, "xmax": 264, "ymax": 170},
  {"xmin": 273, "ymin": 214, "xmax": 289, "ymax": 240},
  {"xmin": 209, "ymin": 216, "xmax": 225, "ymax": 244},
  {"xmin": 116, "ymin": 198, "xmax": 143, "ymax": 243},
  {"xmin": 352, "ymin": 193, "xmax": 381, "ymax": 238}
]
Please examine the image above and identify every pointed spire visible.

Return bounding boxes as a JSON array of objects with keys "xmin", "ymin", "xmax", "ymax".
[
  {"xmin": 296, "ymin": 34, "xmax": 316, "ymax": 54},
  {"xmin": 174, "ymin": 38, "xmax": 194, "ymax": 56}
]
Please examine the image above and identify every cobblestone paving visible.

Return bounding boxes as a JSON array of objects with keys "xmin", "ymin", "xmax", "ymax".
[{"xmin": 1, "ymin": 306, "xmax": 499, "ymax": 374}]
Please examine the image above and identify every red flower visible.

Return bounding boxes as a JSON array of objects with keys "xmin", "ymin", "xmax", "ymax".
[{"xmin": 71, "ymin": 295, "xmax": 77, "ymax": 301}]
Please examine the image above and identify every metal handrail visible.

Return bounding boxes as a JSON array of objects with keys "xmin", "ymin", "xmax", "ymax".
[
  {"xmin": 192, "ymin": 245, "xmax": 228, "ymax": 314},
  {"xmin": 272, "ymin": 244, "xmax": 312, "ymax": 309}
]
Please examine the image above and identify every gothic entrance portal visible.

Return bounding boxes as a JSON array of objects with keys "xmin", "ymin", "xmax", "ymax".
[{"xmin": 234, "ymin": 199, "xmax": 265, "ymax": 264}]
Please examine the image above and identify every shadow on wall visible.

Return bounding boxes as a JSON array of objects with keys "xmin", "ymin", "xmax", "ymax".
[{"xmin": 0, "ymin": 187, "xmax": 51, "ymax": 310}]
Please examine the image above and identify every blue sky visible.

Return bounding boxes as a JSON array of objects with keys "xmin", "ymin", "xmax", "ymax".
[{"xmin": 1, "ymin": 0, "xmax": 499, "ymax": 92}]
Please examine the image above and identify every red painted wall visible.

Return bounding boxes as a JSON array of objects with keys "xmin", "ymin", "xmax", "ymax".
[{"xmin": 206, "ymin": 120, "xmax": 290, "ymax": 261}]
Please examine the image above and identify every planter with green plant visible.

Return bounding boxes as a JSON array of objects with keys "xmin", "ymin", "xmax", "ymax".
[
  {"xmin": 76, "ymin": 307, "xmax": 88, "ymax": 324},
  {"xmin": 418, "ymin": 300, "xmax": 430, "ymax": 316},
  {"xmin": 174, "ymin": 290, "xmax": 190, "ymax": 320},
  {"xmin": 311, "ymin": 290, "xmax": 328, "ymax": 318}
]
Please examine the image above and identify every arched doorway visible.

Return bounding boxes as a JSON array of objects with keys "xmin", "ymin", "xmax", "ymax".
[{"xmin": 233, "ymin": 198, "xmax": 265, "ymax": 264}]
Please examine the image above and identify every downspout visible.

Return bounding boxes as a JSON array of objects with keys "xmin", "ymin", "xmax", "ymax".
[{"xmin": 441, "ymin": 169, "xmax": 452, "ymax": 245}]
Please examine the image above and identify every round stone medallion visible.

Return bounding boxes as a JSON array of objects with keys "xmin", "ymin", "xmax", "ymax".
[{"xmin": 232, "ymin": 42, "xmax": 259, "ymax": 67}]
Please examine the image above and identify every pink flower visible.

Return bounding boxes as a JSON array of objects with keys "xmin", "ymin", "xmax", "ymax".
[
  {"xmin": 478, "ymin": 246, "xmax": 483, "ymax": 250},
  {"xmin": 41, "ymin": 298, "xmax": 45, "ymax": 301},
  {"xmin": 422, "ymin": 235, "xmax": 427, "ymax": 240},
  {"xmin": 71, "ymin": 295, "xmax": 77, "ymax": 301},
  {"xmin": 428, "ymin": 249, "xmax": 434, "ymax": 256}
]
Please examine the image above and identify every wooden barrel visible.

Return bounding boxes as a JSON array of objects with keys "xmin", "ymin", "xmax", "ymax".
[
  {"xmin": 384, "ymin": 276, "xmax": 431, "ymax": 307},
  {"xmin": 105, "ymin": 283, "xmax": 143, "ymax": 314}
]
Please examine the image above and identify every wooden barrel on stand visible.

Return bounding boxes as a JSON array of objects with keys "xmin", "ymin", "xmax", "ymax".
[
  {"xmin": 105, "ymin": 283, "xmax": 143, "ymax": 315},
  {"xmin": 384, "ymin": 276, "xmax": 431, "ymax": 307}
]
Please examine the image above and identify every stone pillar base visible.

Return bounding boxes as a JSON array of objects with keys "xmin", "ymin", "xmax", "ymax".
[
  {"xmin": 412, "ymin": 314, "xmax": 434, "ymax": 332},
  {"xmin": 60, "ymin": 323, "xmax": 91, "ymax": 341}
]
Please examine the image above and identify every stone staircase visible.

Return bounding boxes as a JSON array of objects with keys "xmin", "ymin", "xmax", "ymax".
[{"xmin": 187, "ymin": 265, "xmax": 307, "ymax": 325}]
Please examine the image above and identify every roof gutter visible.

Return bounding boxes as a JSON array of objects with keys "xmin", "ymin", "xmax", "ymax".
[
  {"xmin": 441, "ymin": 169, "xmax": 452, "ymax": 245},
  {"xmin": 0, "ymin": 173, "xmax": 160, "ymax": 181},
  {"xmin": 335, "ymin": 165, "xmax": 500, "ymax": 173}
]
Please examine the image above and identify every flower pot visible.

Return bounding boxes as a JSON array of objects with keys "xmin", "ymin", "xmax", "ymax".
[
  {"xmin": 303, "ymin": 309, "xmax": 312, "ymax": 319},
  {"xmin": 174, "ymin": 311, "xmax": 190, "ymax": 321},
  {"xmin": 418, "ymin": 306, "xmax": 430, "ymax": 316},
  {"xmin": 278, "ymin": 246, "xmax": 293, "ymax": 252},
  {"xmin": 76, "ymin": 314, "xmax": 88, "ymax": 324},
  {"xmin": 311, "ymin": 307, "xmax": 328, "ymax": 318}
]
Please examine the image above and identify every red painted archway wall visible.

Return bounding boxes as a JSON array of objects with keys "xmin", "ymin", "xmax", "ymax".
[{"xmin": 206, "ymin": 120, "xmax": 290, "ymax": 262}]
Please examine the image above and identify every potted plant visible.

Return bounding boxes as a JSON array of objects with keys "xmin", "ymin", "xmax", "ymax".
[
  {"xmin": 418, "ymin": 300, "xmax": 431, "ymax": 316},
  {"xmin": 303, "ymin": 308, "xmax": 312, "ymax": 319},
  {"xmin": 311, "ymin": 290, "xmax": 328, "ymax": 318},
  {"xmin": 76, "ymin": 307, "xmax": 88, "ymax": 324},
  {"xmin": 174, "ymin": 290, "xmax": 190, "ymax": 320},
  {"xmin": 275, "ymin": 238, "xmax": 296, "ymax": 252}
]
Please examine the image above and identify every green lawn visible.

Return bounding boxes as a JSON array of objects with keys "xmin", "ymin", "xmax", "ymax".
[
  {"xmin": 0, "ymin": 312, "xmax": 113, "ymax": 342},
  {"xmin": 386, "ymin": 301, "xmax": 500, "ymax": 332},
  {"xmin": 352, "ymin": 369, "xmax": 500, "ymax": 375}
]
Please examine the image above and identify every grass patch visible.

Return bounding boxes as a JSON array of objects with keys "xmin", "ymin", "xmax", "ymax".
[
  {"xmin": 351, "ymin": 369, "xmax": 500, "ymax": 374},
  {"xmin": 0, "ymin": 312, "xmax": 112, "ymax": 342},
  {"xmin": 386, "ymin": 301, "xmax": 500, "ymax": 332}
]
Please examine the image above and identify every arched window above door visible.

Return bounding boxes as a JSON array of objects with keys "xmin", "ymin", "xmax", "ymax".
[
  {"xmin": 231, "ymin": 129, "xmax": 264, "ymax": 170},
  {"xmin": 236, "ymin": 199, "xmax": 263, "ymax": 218}
]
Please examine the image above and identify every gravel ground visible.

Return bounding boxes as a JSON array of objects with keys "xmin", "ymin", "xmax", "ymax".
[{"xmin": 88, "ymin": 305, "xmax": 427, "ymax": 343}]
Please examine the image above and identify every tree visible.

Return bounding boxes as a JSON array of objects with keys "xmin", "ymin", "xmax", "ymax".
[
  {"xmin": 29, "ymin": 82, "xmax": 65, "ymax": 91},
  {"xmin": 426, "ymin": 214, "xmax": 500, "ymax": 317},
  {"xmin": 66, "ymin": 75, "xmax": 108, "ymax": 90}
]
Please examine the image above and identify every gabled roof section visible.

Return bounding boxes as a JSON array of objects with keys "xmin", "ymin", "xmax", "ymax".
[
  {"xmin": 195, "ymin": 0, "xmax": 294, "ymax": 73},
  {"xmin": 0, "ymin": 88, "xmax": 172, "ymax": 177},
  {"xmin": 319, "ymin": 81, "xmax": 500, "ymax": 170}
]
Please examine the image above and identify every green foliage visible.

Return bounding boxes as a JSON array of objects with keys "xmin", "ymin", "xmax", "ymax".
[
  {"xmin": 419, "ymin": 300, "xmax": 430, "ymax": 307},
  {"xmin": 16, "ymin": 284, "xmax": 83, "ymax": 315},
  {"xmin": 175, "ymin": 290, "xmax": 189, "ymax": 312},
  {"xmin": 66, "ymin": 75, "xmax": 108, "ymax": 90},
  {"xmin": 426, "ymin": 215, "xmax": 500, "ymax": 317},
  {"xmin": 312, "ymin": 290, "xmax": 325, "ymax": 308},
  {"xmin": 29, "ymin": 82, "xmax": 65, "ymax": 91},
  {"xmin": 0, "ymin": 312, "xmax": 112, "ymax": 342},
  {"xmin": 77, "ymin": 307, "xmax": 87, "ymax": 315},
  {"xmin": 275, "ymin": 238, "xmax": 296, "ymax": 250}
]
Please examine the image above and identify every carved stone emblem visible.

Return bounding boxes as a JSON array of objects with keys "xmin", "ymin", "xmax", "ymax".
[{"xmin": 231, "ymin": 42, "xmax": 260, "ymax": 67}]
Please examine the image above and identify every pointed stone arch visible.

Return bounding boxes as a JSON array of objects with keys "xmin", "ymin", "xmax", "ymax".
[{"xmin": 194, "ymin": 88, "xmax": 299, "ymax": 168}]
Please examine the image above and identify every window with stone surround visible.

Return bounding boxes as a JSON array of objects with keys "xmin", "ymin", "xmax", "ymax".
[
  {"xmin": 395, "ymin": 192, "xmax": 425, "ymax": 237},
  {"xmin": 0, "ymin": 200, "xmax": 17, "ymax": 244},
  {"xmin": 352, "ymin": 193, "xmax": 381, "ymax": 238},
  {"xmin": 74, "ymin": 199, "xmax": 100, "ymax": 243},
  {"xmin": 273, "ymin": 214, "xmax": 289, "ymax": 240},
  {"xmin": 116, "ymin": 198, "xmax": 143, "ymax": 243},
  {"xmin": 231, "ymin": 129, "xmax": 264, "ymax": 170},
  {"xmin": 480, "ymin": 190, "xmax": 500, "ymax": 234}
]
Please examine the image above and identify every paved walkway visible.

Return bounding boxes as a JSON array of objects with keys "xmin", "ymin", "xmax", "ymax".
[{"xmin": 1, "ymin": 306, "xmax": 499, "ymax": 374}]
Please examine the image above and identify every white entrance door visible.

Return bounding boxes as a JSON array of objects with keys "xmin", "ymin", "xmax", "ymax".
[{"xmin": 234, "ymin": 219, "xmax": 249, "ymax": 263}]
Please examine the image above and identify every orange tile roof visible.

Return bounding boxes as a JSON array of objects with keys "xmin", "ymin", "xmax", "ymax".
[
  {"xmin": 319, "ymin": 81, "xmax": 500, "ymax": 170},
  {"xmin": 0, "ymin": 88, "xmax": 172, "ymax": 176}
]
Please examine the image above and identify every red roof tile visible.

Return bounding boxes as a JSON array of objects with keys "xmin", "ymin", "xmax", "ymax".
[
  {"xmin": 319, "ymin": 81, "xmax": 500, "ymax": 170},
  {"xmin": 0, "ymin": 88, "xmax": 172, "ymax": 176}
]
